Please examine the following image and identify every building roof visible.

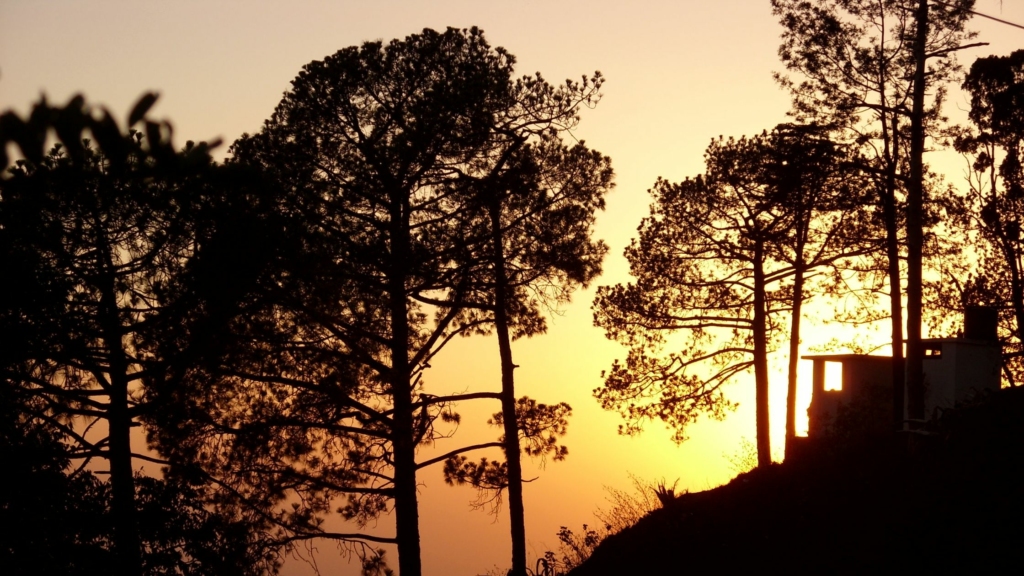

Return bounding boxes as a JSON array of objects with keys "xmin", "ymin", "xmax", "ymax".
[{"xmin": 801, "ymin": 354, "xmax": 891, "ymax": 361}]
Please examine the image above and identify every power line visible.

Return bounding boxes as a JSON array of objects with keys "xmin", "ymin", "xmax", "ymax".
[{"xmin": 932, "ymin": 0, "xmax": 1024, "ymax": 31}]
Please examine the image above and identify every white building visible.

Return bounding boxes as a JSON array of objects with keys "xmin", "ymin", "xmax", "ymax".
[{"xmin": 802, "ymin": 308, "xmax": 1002, "ymax": 439}]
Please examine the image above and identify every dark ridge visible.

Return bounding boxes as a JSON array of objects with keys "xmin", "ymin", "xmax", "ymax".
[{"xmin": 569, "ymin": 387, "xmax": 1024, "ymax": 575}]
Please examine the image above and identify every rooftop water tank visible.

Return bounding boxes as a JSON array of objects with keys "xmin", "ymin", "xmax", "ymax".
[{"xmin": 964, "ymin": 306, "xmax": 999, "ymax": 342}]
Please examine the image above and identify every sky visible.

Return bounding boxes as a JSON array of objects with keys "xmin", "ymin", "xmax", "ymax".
[{"xmin": 3, "ymin": 1, "xmax": 1024, "ymax": 574}]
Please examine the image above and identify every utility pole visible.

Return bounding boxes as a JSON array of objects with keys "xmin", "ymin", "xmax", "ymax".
[{"xmin": 906, "ymin": 0, "xmax": 929, "ymax": 429}]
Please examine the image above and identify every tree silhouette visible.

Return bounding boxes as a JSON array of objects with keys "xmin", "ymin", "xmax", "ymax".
[
  {"xmin": 761, "ymin": 124, "xmax": 872, "ymax": 454},
  {"xmin": 594, "ymin": 139, "xmax": 765, "ymax": 466},
  {"xmin": 593, "ymin": 125, "xmax": 867, "ymax": 466},
  {"xmin": 434, "ymin": 75, "xmax": 611, "ymax": 576},
  {"xmin": 772, "ymin": 0, "xmax": 977, "ymax": 428},
  {"xmin": 148, "ymin": 178, "xmax": 411, "ymax": 565},
  {"xmin": 949, "ymin": 50, "xmax": 1024, "ymax": 383},
  {"xmin": 0, "ymin": 383, "xmax": 276, "ymax": 576},
  {"xmin": 0, "ymin": 380, "xmax": 111, "ymax": 575},
  {"xmin": 0, "ymin": 94, "xmax": 247, "ymax": 575},
  {"xmin": 174, "ymin": 27, "xmax": 585, "ymax": 575}
]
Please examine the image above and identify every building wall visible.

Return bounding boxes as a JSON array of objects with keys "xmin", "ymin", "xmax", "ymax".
[
  {"xmin": 806, "ymin": 341, "xmax": 1002, "ymax": 441},
  {"xmin": 808, "ymin": 357, "xmax": 892, "ymax": 438},
  {"xmin": 923, "ymin": 341, "xmax": 1002, "ymax": 417}
]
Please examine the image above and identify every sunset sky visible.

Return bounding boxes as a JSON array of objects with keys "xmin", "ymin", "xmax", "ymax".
[{"xmin": 3, "ymin": 1, "xmax": 1024, "ymax": 574}]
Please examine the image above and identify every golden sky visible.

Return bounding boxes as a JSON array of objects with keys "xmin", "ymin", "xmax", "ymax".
[{"xmin": 3, "ymin": 1, "xmax": 1024, "ymax": 574}]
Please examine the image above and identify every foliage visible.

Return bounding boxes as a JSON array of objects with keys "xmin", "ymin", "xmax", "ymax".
[
  {"xmin": 724, "ymin": 438, "xmax": 761, "ymax": 476},
  {"xmin": 175, "ymin": 28, "xmax": 519, "ymax": 562},
  {"xmin": 764, "ymin": 0, "xmax": 984, "ymax": 444},
  {"xmin": 0, "ymin": 385, "xmax": 277, "ymax": 576},
  {"xmin": 443, "ymin": 398, "xmax": 572, "ymax": 510},
  {"xmin": 440, "ymin": 57, "xmax": 610, "ymax": 576},
  {"xmin": 490, "ymin": 397, "xmax": 572, "ymax": 461},
  {"xmin": 651, "ymin": 479, "xmax": 679, "ymax": 507},
  {"xmin": 156, "ymin": 26, "xmax": 608, "ymax": 576},
  {"xmin": 0, "ymin": 93, "xmax": 244, "ymax": 575},
  {"xmin": 593, "ymin": 125, "xmax": 861, "ymax": 465},
  {"xmin": 0, "ymin": 385, "xmax": 110, "ymax": 575},
  {"xmin": 771, "ymin": 0, "xmax": 979, "ymax": 379},
  {"xmin": 515, "ymin": 473, "xmax": 676, "ymax": 576},
  {"xmin": 595, "ymin": 474, "xmax": 679, "ymax": 533},
  {"xmin": 550, "ymin": 525, "xmax": 604, "ymax": 574},
  {"xmin": 946, "ymin": 49, "xmax": 1024, "ymax": 385},
  {"xmin": 359, "ymin": 550, "xmax": 395, "ymax": 576},
  {"xmin": 456, "ymin": 74, "xmax": 612, "ymax": 339},
  {"xmin": 773, "ymin": 0, "xmax": 976, "ymax": 130},
  {"xmin": 723, "ymin": 437, "xmax": 785, "ymax": 475}
]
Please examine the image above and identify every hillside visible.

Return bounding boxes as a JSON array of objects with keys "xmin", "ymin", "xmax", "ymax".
[{"xmin": 569, "ymin": 387, "xmax": 1024, "ymax": 575}]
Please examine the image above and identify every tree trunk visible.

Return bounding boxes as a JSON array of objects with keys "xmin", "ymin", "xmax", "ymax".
[
  {"xmin": 753, "ymin": 241, "xmax": 772, "ymax": 468},
  {"xmin": 98, "ymin": 257, "xmax": 142, "ymax": 576},
  {"xmin": 1009, "ymin": 251, "xmax": 1024, "ymax": 349},
  {"xmin": 108, "ymin": 373, "xmax": 141, "ymax": 576},
  {"xmin": 881, "ymin": 108, "xmax": 906, "ymax": 432},
  {"xmin": 489, "ymin": 196, "xmax": 528, "ymax": 576},
  {"xmin": 906, "ymin": 0, "xmax": 929, "ymax": 425},
  {"xmin": 884, "ymin": 187, "xmax": 907, "ymax": 430},
  {"xmin": 390, "ymin": 200, "xmax": 422, "ymax": 576},
  {"xmin": 785, "ymin": 253, "xmax": 805, "ymax": 457},
  {"xmin": 995, "ymin": 148, "xmax": 1024, "ymax": 352},
  {"xmin": 998, "ymin": 233, "xmax": 1021, "ymax": 386}
]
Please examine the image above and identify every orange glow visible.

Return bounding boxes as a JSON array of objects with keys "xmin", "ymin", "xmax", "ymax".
[{"xmin": 5, "ymin": 2, "xmax": 1024, "ymax": 574}]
